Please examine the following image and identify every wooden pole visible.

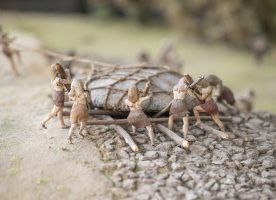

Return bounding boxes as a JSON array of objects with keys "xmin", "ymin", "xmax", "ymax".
[
  {"xmin": 156, "ymin": 124, "xmax": 187, "ymax": 148},
  {"xmin": 63, "ymin": 110, "xmax": 129, "ymax": 117},
  {"xmin": 79, "ymin": 116, "xmax": 232, "ymax": 125},
  {"xmin": 103, "ymin": 116, "xmax": 139, "ymax": 152},
  {"xmin": 198, "ymin": 123, "xmax": 228, "ymax": 139}
]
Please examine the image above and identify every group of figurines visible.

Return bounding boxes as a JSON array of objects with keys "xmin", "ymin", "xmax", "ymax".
[{"xmin": 41, "ymin": 62, "xmax": 230, "ymax": 147}]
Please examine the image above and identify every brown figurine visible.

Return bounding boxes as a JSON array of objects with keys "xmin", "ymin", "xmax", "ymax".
[
  {"xmin": 125, "ymin": 83, "xmax": 155, "ymax": 145},
  {"xmin": 68, "ymin": 79, "xmax": 90, "ymax": 144},
  {"xmin": 0, "ymin": 28, "xmax": 21, "ymax": 76},
  {"xmin": 191, "ymin": 79, "xmax": 229, "ymax": 139},
  {"xmin": 206, "ymin": 74, "xmax": 235, "ymax": 106},
  {"xmin": 42, "ymin": 63, "xmax": 70, "ymax": 129}
]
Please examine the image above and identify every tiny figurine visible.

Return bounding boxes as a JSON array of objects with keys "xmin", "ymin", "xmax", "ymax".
[
  {"xmin": 191, "ymin": 78, "xmax": 229, "ymax": 139},
  {"xmin": 42, "ymin": 63, "xmax": 70, "ymax": 129},
  {"xmin": 125, "ymin": 83, "xmax": 155, "ymax": 145},
  {"xmin": 68, "ymin": 79, "xmax": 90, "ymax": 144},
  {"xmin": 235, "ymin": 89, "xmax": 255, "ymax": 114},
  {"xmin": 155, "ymin": 39, "xmax": 183, "ymax": 73},
  {"xmin": 251, "ymin": 33, "xmax": 269, "ymax": 66},
  {"xmin": 0, "ymin": 28, "xmax": 21, "ymax": 76},
  {"xmin": 168, "ymin": 78, "xmax": 190, "ymax": 148},
  {"xmin": 137, "ymin": 50, "xmax": 150, "ymax": 63},
  {"xmin": 206, "ymin": 74, "xmax": 235, "ymax": 106}
]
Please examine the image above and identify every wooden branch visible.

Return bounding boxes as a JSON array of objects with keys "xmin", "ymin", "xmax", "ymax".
[
  {"xmin": 198, "ymin": 123, "xmax": 228, "ymax": 139},
  {"xmin": 157, "ymin": 124, "xmax": 187, "ymax": 148},
  {"xmin": 153, "ymin": 101, "xmax": 172, "ymax": 117},
  {"xmin": 81, "ymin": 116, "xmax": 232, "ymax": 125},
  {"xmin": 63, "ymin": 110, "xmax": 129, "ymax": 117},
  {"xmin": 104, "ymin": 116, "xmax": 139, "ymax": 152}
]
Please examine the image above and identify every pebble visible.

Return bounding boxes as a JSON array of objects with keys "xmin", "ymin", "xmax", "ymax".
[
  {"xmin": 262, "ymin": 159, "xmax": 275, "ymax": 169},
  {"xmin": 212, "ymin": 150, "xmax": 229, "ymax": 165},
  {"xmin": 117, "ymin": 150, "xmax": 130, "ymax": 159},
  {"xmin": 144, "ymin": 151, "xmax": 159, "ymax": 160},
  {"xmin": 154, "ymin": 141, "xmax": 175, "ymax": 151},
  {"xmin": 171, "ymin": 162, "xmax": 184, "ymax": 171},
  {"xmin": 137, "ymin": 160, "xmax": 155, "ymax": 169},
  {"xmin": 189, "ymin": 144, "xmax": 207, "ymax": 156}
]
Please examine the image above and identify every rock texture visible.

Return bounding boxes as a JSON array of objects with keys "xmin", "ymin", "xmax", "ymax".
[{"xmin": 86, "ymin": 111, "xmax": 276, "ymax": 199}]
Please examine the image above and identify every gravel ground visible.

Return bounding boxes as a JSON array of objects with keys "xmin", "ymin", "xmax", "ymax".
[{"xmin": 88, "ymin": 110, "xmax": 276, "ymax": 200}]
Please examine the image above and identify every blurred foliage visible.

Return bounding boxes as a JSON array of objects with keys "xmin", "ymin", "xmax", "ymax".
[{"xmin": 87, "ymin": 0, "xmax": 276, "ymax": 47}]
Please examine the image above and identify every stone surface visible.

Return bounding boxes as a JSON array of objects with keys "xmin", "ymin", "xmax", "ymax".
[{"xmin": 93, "ymin": 111, "xmax": 276, "ymax": 200}]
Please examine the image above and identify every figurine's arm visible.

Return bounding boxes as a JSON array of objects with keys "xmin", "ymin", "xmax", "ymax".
[
  {"xmin": 200, "ymin": 86, "xmax": 212, "ymax": 101},
  {"xmin": 68, "ymin": 89, "xmax": 76, "ymax": 101},
  {"xmin": 59, "ymin": 78, "xmax": 70, "ymax": 85},
  {"xmin": 140, "ymin": 92, "xmax": 152, "ymax": 103},
  {"xmin": 125, "ymin": 99, "xmax": 134, "ymax": 107},
  {"xmin": 142, "ymin": 82, "xmax": 150, "ymax": 97}
]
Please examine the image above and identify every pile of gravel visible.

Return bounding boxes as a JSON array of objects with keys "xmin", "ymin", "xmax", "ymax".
[{"xmin": 87, "ymin": 111, "xmax": 276, "ymax": 200}]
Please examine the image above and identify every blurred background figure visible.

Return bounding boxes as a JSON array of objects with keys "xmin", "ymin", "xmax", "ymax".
[
  {"xmin": 137, "ymin": 50, "xmax": 150, "ymax": 63},
  {"xmin": 0, "ymin": 26, "xmax": 21, "ymax": 76},
  {"xmin": 235, "ymin": 89, "xmax": 256, "ymax": 114},
  {"xmin": 251, "ymin": 34, "xmax": 269, "ymax": 66},
  {"xmin": 155, "ymin": 39, "xmax": 183, "ymax": 73}
]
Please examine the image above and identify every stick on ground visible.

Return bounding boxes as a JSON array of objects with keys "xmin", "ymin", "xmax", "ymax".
[
  {"xmin": 103, "ymin": 116, "xmax": 139, "ymax": 152},
  {"xmin": 157, "ymin": 124, "xmax": 187, "ymax": 148}
]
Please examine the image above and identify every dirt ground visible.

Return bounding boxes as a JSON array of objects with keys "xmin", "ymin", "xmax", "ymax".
[{"xmin": 0, "ymin": 35, "xmax": 112, "ymax": 200}]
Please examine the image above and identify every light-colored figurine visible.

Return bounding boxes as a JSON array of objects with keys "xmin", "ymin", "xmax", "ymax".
[
  {"xmin": 168, "ymin": 78, "xmax": 190, "ymax": 148},
  {"xmin": 68, "ymin": 79, "xmax": 90, "ymax": 144},
  {"xmin": 0, "ymin": 29, "xmax": 21, "ymax": 76},
  {"xmin": 42, "ymin": 63, "xmax": 70, "ymax": 129},
  {"xmin": 125, "ymin": 83, "xmax": 155, "ymax": 145},
  {"xmin": 192, "ymin": 79, "xmax": 229, "ymax": 139}
]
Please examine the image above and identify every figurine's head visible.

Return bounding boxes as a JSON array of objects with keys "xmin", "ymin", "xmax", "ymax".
[
  {"xmin": 197, "ymin": 78, "xmax": 210, "ymax": 89},
  {"xmin": 50, "ymin": 63, "xmax": 67, "ymax": 81},
  {"xmin": 180, "ymin": 74, "xmax": 194, "ymax": 85},
  {"xmin": 128, "ymin": 86, "xmax": 140, "ymax": 103},
  {"xmin": 71, "ymin": 78, "xmax": 84, "ymax": 95},
  {"xmin": 206, "ymin": 74, "xmax": 223, "ymax": 87}
]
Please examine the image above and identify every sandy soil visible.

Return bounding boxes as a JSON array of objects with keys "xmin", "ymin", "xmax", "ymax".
[{"xmin": 0, "ymin": 34, "xmax": 112, "ymax": 200}]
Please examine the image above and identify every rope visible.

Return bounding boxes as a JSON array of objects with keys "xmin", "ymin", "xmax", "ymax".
[{"xmin": 12, "ymin": 42, "xmax": 165, "ymax": 70}]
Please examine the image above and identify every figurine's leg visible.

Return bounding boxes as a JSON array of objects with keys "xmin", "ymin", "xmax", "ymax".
[
  {"xmin": 168, "ymin": 115, "xmax": 174, "ymax": 130},
  {"xmin": 8, "ymin": 56, "xmax": 19, "ymax": 76},
  {"xmin": 131, "ymin": 125, "xmax": 136, "ymax": 134},
  {"xmin": 146, "ymin": 125, "xmax": 154, "ymax": 146},
  {"xmin": 42, "ymin": 106, "xmax": 60, "ymax": 129},
  {"xmin": 58, "ymin": 107, "xmax": 69, "ymax": 129},
  {"xmin": 68, "ymin": 123, "xmax": 77, "ymax": 144},
  {"xmin": 211, "ymin": 113, "xmax": 229, "ymax": 139},
  {"xmin": 78, "ymin": 122, "xmax": 86, "ymax": 138},
  {"xmin": 193, "ymin": 106, "xmax": 205, "ymax": 125},
  {"xmin": 182, "ymin": 115, "xmax": 189, "ymax": 149}
]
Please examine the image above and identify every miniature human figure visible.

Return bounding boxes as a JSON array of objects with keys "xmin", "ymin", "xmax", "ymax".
[
  {"xmin": 206, "ymin": 74, "xmax": 235, "ymax": 106},
  {"xmin": 42, "ymin": 63, "xmax": 70, "ymax": 129},
  {"xmin": 0, "ymin": 29, "xmax": 21, "ymax": 76},
  {"xmin": 168, "ymin": 78, "xmax": 190, "ymax": 148},
  {"xmin": 251, "ymin": 34, "xmax": 269, "ymax": 66},
  {"xmin": 235, "ymin": 89, "xmax": 255, "ymax": 114},
  {"xmin": 191, "ymin": 79, "xmax": 229, "ymax": 139},
  {"xmin": 125, "ymin": 83, "xmax": 155, "ymax": 145},
  {"xmin": 68, "ymin": 79, "xmax": 90, "ymax": 144},
  {"xmin": 155, "ymin": 39, "xmax": 183, "ymax": 73},
  {"xmin": 137, "ymin": 50, "xmax": 150, "ymax": 63}
]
